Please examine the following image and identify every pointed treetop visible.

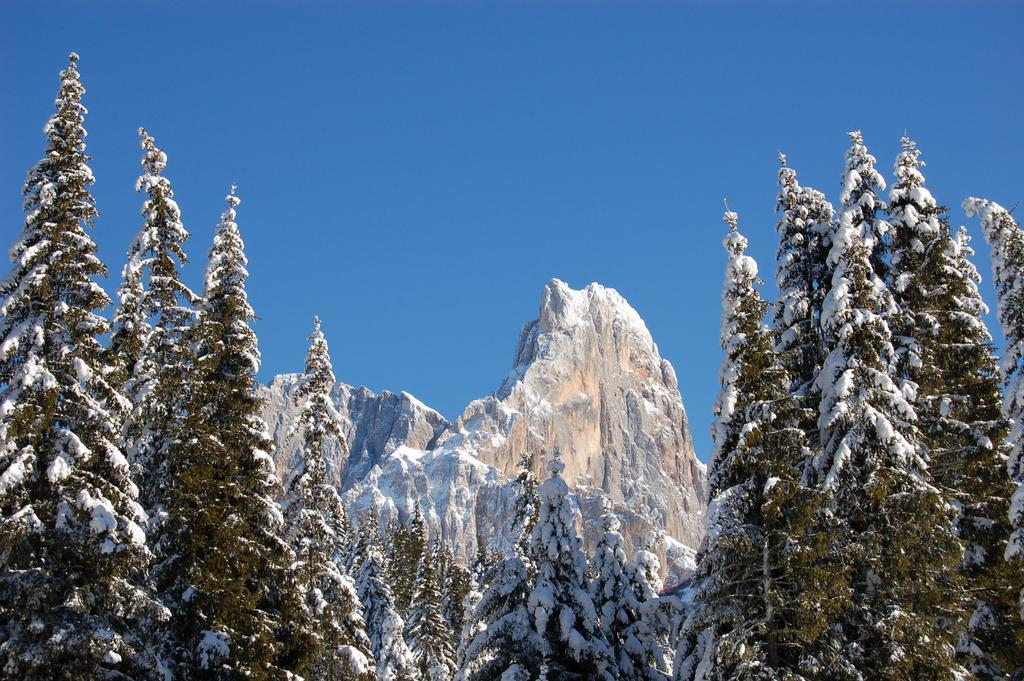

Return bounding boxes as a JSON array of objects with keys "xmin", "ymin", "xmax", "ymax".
[
  {"xmin": 722, "ymin": 203, "xmax": 749, "ymax": 263},
  {"xmin": 547, "ymin": 450, "xmax": 565, "ymax": 477},
  {"xmin": 892, "ymin": 135, "xmax": 927, "ymax": 192},
  {"xmin": 722, "ymin": 199, "xmax": 738, "ymax": 231},
  {"xmin": 848, "ymin": 129, "xmax": 863, "ymax": 145},
  {"xmin": 778, "ymin": 153, "xmax": 798, "ymax": 196},
  {"xmin": 300, "ymin": 314, "xmax": 336, "ymax": 391},
  {"xmin": 226, "ymin": 184, "xmax": 240, "ymax": 207},
  {"xmin": 137, "ymin": 127, "xmax": 167, "ymax": 175},
  {"xmin": 68, "ymin": 51, "xmax": 80, "ymax": 63},
  {"xmin": 600, "ymin": 512, "xmax": 620, "ymax": 533}
]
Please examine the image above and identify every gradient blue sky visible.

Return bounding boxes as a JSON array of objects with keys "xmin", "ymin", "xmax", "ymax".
[{"xmin": 2, "ymin": 1, "xmax": 1022, "ymax": 462}]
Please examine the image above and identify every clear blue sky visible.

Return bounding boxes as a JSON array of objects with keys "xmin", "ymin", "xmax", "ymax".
[{"xmin": 3, "ymin": 1, "xmax": 1022, "ymax": 463}]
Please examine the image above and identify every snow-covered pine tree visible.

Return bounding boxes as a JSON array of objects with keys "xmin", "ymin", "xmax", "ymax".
[
  {"xmin": 886, "ymin": 136, "xmax": 941, "ymax": 385},
  {"xmin": 512, "ymin": 451, "xmax": 539, "ymax": 559},
  {"xmin": 913, "ymin": 223, "xmax": 1024, "ymax": 677},
  {"xmin": 773, "ymin": 154, "xmax": 835, "ymax": 446},
  {"xmin": 590, "ymin": 511, "xmax": 666, "ymax": 680},
  {"xmin": 283, "ymin": 315, "xmax": 373, "ymax": 679},
  {"xmin": 963, "ymin": 197, "xmax": 1024, "ymax": 661},
  {"xmin": 835, "ymin": 130, "xmax": 890, "ymax": 284},
  {"xmin": 356, "ymin": 545, "xmax": 416, "ymax": 681},
  {"xmin": 889, "ymin": 144, "xmax": 1022, "ymax": 676},
  {"xmin": 812, "ymin": 197, "xmax": 961, "ymax": 677},
  {"xmin": 0, "ymin": 52, "xmax": 166, "ymax": 680},
  {"xmin": 457, "ymin": 453, "xmax": 545, "ymax": 681},
  {"xmin": 391, "ymin": 503, "xmax": 428, "ymax": 617},
  {"xmin": 528, "ymin": 455, "xmax": 616, "ymax": 680},
  {"xmin": 676, "ymin": 208, "xmax": 846, "ymax": 681},
  {"xmin": 406, "ymin": 539, "xmax": 458, "ymax": 681},
  {"xmin": 157, "ymin": 188, "xmax": 306, "ymax": 678},
  {"xmin": 348, "ymin": 509, "xmax": 385, "ymax": 576},
  {"xmin": 116, "ymin": 128, "xmax": 197, "ymax": 556},
  {"xmin": 438, "ymin": 539, "xmax": 472, "ymax": 638},
  {"xmin": 624, "ymin": 536, "xmax": 674, "ymax": 681}
]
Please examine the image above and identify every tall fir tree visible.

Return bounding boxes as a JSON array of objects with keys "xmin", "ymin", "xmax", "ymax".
[
  {"xmin": 772, "ymin": 154, "xmax": 835, "ymax": 448},
  {"xmin": 918, "ymin": 224, "xmax": 1023, "ymax": 677},
  {"xmin": 457, "ymin": 454, "xmax": 545, "ymax": 681},
  {"xmin": 888, "ymin": 143, "xmax": 1022, "ymax": 676},
  {"xmin": 391, "ymin": 503, "xmax": 428, "ymax": 617},
  {"xmin": 438, "ymin": 540, "xmax": 473, "ymax": 639},
  {"xmin": 407, "ymin": 539, "xmax": 459, "ymax": 681},
  {"xmin": 676, "ymin": 208, "xmax": 846, "ymax": 681},
  {"xmin": 356, "ymin": 541, "xmax": 416, "ymax": 681},
  {"xmin": 0, "ymin": 53, "xmax": 166, "ymax": 680},
  {"xmin": 157, "ymin": 188, "xmax": 306, "ymax": 678},
  {"xmin": 964, "ymin": 197, "xmax": 1024, "ymax": 663},
  {"xmin": 528, "ymin": 455, "xmax": 616, "ymax": 681},
  {"xmin": 116, "ymin": 128, "xmax": 196, "ymax": 556},
  {"xmin": 887, "ymin": 136, "xmax": 941, "ymax": 383},
  {"xmin": 812, "ymin": 196, "xmax": 961, "ymax": 677},
  {"xmin": 834, "ymin": 130, "xmax": 889, "ymax": 284},
  {"xmin": 283, "ymin": 316, "xmax": 373, "ymax": 679}
]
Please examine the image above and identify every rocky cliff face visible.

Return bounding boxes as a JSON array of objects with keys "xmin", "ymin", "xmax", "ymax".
[
  {"xmin": 265, "ymin": 381, "xmax": 451, "ymax": 490},
  {"xmin": 263, "ymin": 279, "xmax": 706, "ymax": 581}
]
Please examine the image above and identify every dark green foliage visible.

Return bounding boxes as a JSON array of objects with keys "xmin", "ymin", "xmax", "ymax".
[
  {"xmin": 158, "ymin": 189, "xmax": 307, "ymax": 679},
  {"xmin": 390, "ymin": 504, "xmax": 427, "ymax": 617},
  {"xmin": 407, "ymin": 540, "xmax": 458, "ymax": 681},
  {"xmin": 814, "ymin": 233, "xmax": 961, "ymax": 679},
  {"xmin": 677, "ymin": 210, "xmax": 846, "ymax": 680},
  {"xmin": 0, "ymin": 53, "xmax": 165, "ymax": 680}
]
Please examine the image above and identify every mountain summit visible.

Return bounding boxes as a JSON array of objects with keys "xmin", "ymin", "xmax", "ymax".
[{"xmin": 264, "ymin": 279, "xmax": 706, "ymax": 578}]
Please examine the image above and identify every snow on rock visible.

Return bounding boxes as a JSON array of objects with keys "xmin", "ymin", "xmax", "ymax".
[{"xmin": 263, "ymin": 279, "xmax": 707, "ymax": 576}]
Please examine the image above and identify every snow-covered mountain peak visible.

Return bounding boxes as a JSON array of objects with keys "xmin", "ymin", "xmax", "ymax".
[
  {"xmin": 537, "ymin": 279, "xmax": 652, "ymax": 340},
  {"xmin": 263, "ymin": 279, "xmax": 705, "ymax": 579}
]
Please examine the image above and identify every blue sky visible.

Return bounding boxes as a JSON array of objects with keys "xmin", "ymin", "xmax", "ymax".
[{"xmin": 2, "ymin": 1, "xmax": 1022, "ymax": 463}]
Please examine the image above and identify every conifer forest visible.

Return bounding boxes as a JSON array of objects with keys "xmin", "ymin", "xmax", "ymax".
[{"xmin": 2, "ymin": 50, "xmax": 1023, "ymax": 681}]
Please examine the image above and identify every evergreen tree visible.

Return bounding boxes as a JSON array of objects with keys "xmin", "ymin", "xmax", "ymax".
[
  {"xmin": 0, "ymin": 53, "xmax": 166, "ymax": 680},
  {"xmin": 457, "ymin": 454, "xmax": 545, "ymax": 681},
  {"xmin": 438, "ymin": 540, "xmax": 472, "ymax": 638},
  {"xmin": 887, "ymin": 136, "xmax": 941, "ymax": 383},
  {"xmin": 283, "ymin": 316, "xmax": 373, "ymax": 679},
  {"xmin": 117, "ymin": 128, "xmax": 196, "ymax": 553},
  {"xmin": 590, "ymin": 512, "xmax": 667, "ymax": 680},
  {"xmin": 512, "ymin": 451, "xmax": 539, "ymax": 559},
  {"xmin": 834, "ymin": 130, "xmax": 889, "ymax": 283},
  {"xmin": 918, "ymin": 225, "xmax": 1023, "ymax": 677},
  {"xmin": 528, "ymin": 455, "xmax": 616, "ymax": 680},
  {"xmin": 157, "ymin": 188, "xmax": 305, "ymax": 678},
  {"xmin": 407, "ymin": 539, "xmax": 458, "ymax": 681},
  {"xmin": 391, "ymin": 503, "xmax": 428, "ymax": 617},
  {"xmin": 676, "ymin": 208, "xmax": 846, "ymax": 680},
  {"xmin": 772, "ymin": 153, "xmax": 835, "ymax": 446},
  {"xmin": 964, "ymin": 197, "xmax": 1024, "ymax": 662},
  {"xmin": 889, "ymin": 146, "xmax": 1022, "ymax": 676},
  {"xmin": 624, "ymin": 536, "xmax": 675, "ymax": 681},
  {"xmin": 357, "ymin": 545, "xmax": 416, "ymax": 681},
  {"xmin": 812, "ymin": 199, "xmax": 961, "ymax": 677}
]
